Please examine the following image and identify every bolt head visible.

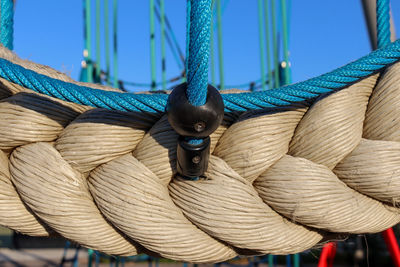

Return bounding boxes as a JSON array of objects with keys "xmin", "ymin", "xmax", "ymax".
[
  {"xmin": 194, "ymin": 122, "xmax": 206, "ymax": 132},
  {"xmin": 192, "ymin": 156, "xmax": 201, "ymax": 164}
]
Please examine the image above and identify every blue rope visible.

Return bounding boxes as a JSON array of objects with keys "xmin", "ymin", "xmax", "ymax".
[
  {"xmin": 0, "ymin": 40, "xmax": 400, "ymax": 114},
  {"xmin": 377, "ymin": 0, "xmax": 391, "ymax": 49},
  {"xmin": 186, "ymin": 0, "xmax": 212, "ymax": 106},
  {"xmin": 0, "ymin": 0, "xmax": 14, "ymax": 50},
  {"xmin": 185, "ymin": 0, "xmax": 212, "ymax": 147}
]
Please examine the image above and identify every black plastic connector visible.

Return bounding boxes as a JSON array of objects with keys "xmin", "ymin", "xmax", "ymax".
[
  {"xmin": 166, "ymin": 83, "xmax": 224, "ymax": 178},
  {"xmin": 177, "ymin": 136, "xmax": 210, "ymax": 178},
  {"xmin": 166, "ymin": 83, "xmax": 224, "ymax": 138}
]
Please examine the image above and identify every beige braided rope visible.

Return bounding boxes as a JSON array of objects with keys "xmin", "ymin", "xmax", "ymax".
[{"xmin": 0, "ymin": 47, "xmax": 399, "ymax": 262}]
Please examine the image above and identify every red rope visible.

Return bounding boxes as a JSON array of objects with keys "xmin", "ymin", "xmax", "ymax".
[
  {"xmin": 382, "ymin": 228, "xmax": 400, "ymax": 267},
  {"xmin": 318, "ymin": 242, "xmax": 336, "ymax": 267}
]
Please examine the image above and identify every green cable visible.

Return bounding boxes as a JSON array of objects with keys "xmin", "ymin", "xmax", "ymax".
[
  {"xmin": 216, "ymin": 0, "xmax": 224, "ymax": 90},
  {"xmin": 280, "ymin": 0, "xmax": 290, "ymax": 85},
  {"xmin": 160, "ymin": 0, "xmax": 166, "ymax": 90},
  {"xmin": 263, "ymin": 0, "xmax": 273, "ymax": 89},
  {"xmin": 270, "ymin": 0, "xmax": 279, "ymax": 88},
  {"xmin": 96, "ymin": 0, "xmax": 101, "ymax": 80},
  {"xmin": 150, "ymin": 0, "xmax": 156, "ymax": 90},
  {"xmin": 104, "ymin": 0, "xmax": 111, "ymax": 85},
  {"xmin": 153, "ymin": 3, "xmax": 183, "ymax": 70},
  {"xmin": 81, "ymin": 0, "xmax": 87, "ymax": 83},
  {"xmin": 257, "ymin": 0, "xmax": 266, "ymax": 91},
  {"xmin": 212, "ymin": 0, "xmax": 230, "ymax": 30},
  {"xmin": 113, "ymin": 0, "xmax": 118, "ymax": 88},
  {"xmin": 210, "ymin": 0, "xmax": 216, "ymax": 86},
  {"xmin": 85, "ymin": 0, "xmax": 93, "ymax": 83}
]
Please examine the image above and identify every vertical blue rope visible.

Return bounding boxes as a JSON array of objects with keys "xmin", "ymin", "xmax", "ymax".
[
  {"xmin": 376, "ymin": 0, "xmax": 390, "ymax": 49},
  {"xmin": 186, "ymin": 0, "xmax": 212, "ymax": 106},
  {"xmin": 1, "ymin": 0, "xmax": 14, "ymax": 50}
]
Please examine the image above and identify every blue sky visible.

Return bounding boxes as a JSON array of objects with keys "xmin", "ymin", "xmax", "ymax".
[{"xmin": 13, "ymin": 1, "xmax": 399, "ymax": 92}]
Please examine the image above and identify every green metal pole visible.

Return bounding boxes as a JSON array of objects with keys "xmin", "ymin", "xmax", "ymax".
[
  {"xmin": 216, "ymin": 0, "xmax": 224, "ymax": 90},
  {"xmin": 210, "ymin": 0, "xmax": 216, "ymax": 86},
  {"xmin": 113, "ymin": 0, "xmax": 118, "ymax": 88},
  {"xmin": 85, "ymin": 0, "xmax": 93, "ymax": 83},
  {"xmin": 150, "ymin": 0, "xmax": 156, "ymax": 90},
  {"xmin": 160, "ymin": 0, "xmax": 166, "ymax": 90},
  {"xmin": 293, "ymin": 253, "xmax": 300, "ymax": 267},
  {"xmin": 264, "ymin": 0, "xmax": 273, "ymax": 89},
  {"xmin": 87, "ymin": 248, "xmax": 93, "ymax": 267},
  {"xmin": 104, "ymin": 0, "xmax": 111, "ymax": 85},
  {"xmin": 270, "ymin": 0, "xmax": 279, "ymax": 88},
  {"xmin": 96, "ymin": 0, "xmax": 101, "ymax": 80},
  {"xmin": 280, "ymin": 0, "xmax": 290, "ymax": 85},
  {"xmin": 257, "ymin": 0, "xmax": 266, "ymax": 91},
  {"xmin": 268, "ymin": 255, "xmax": 274, "ymax": 267}
]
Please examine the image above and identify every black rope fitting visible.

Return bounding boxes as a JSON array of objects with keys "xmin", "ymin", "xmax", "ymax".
[
  {"xmin": 166, "ymin": 83, "xmax": 224, "ymax": 178},
  {"xmin": 176, "ymin": 136, "xmax": 211, "ymax": 178}
]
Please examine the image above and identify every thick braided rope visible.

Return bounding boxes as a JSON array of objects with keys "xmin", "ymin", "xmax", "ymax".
[
  {"xmin": 0, "ymin": 40, "xmax": 400, "ymax": 113},
  {"xmin": 186, "ymin": 0, "xmax": 211, "ymax": 106},
  {"xmin": 377, "ymin": 0, "xmax": 390, "ymax": 49},
  {"xmin": 0, "ymin": 0, "xmax": 13, "ymax": 50},
  {"xmin": 0, "ymin": 48, "xmax": 400, "ymax": 262}
]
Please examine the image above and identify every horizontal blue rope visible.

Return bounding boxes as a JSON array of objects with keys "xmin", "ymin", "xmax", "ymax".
[{"xmin": 0, "ymin": 39, "xmax": 399, "ymax": 113}]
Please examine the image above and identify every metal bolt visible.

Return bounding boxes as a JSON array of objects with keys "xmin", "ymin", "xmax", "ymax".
[
  {"xmin": 192, "ymin": 156, "xmax": 201, "ymax": 164},
  {"xmin": 194, "ymin": 121, "xmax": 206, "ymax": 132}
]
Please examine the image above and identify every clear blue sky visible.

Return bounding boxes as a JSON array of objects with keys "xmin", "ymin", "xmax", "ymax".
[{"xmin": 12, "ymin": 1, "xmax": 400, "ymax": 92}]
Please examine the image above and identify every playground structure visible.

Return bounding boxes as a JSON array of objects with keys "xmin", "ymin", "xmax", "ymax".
[
  {"xmin": 0, "ymin": 0, "xmax": 400, "ymax": 266},
  {"xmin": 79, "ymin": 0, "xmax": 291, "ymax": 92}
]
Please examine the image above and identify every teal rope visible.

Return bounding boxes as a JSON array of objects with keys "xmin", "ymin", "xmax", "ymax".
[
  {"xmin": 156, "ymin": 0, "xmax": 185, "ymax": 66},
  {"xmin": 0, "ymin": 0, "xmax": 13, "ymax": 50},
  {"xmin": 186, "ymin": 0, "xmax": 212, "ymax": 106},
  {"xmin": 154, "ymin": 2, "xmax": 183, "ymax": 69},
  {"xmin": 0, "ymin": 40, "xmax": 400, "ymax": 114},
  {"xmin": 377, "ymin": 0, "xmax": 390, "ymax": 49}
]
